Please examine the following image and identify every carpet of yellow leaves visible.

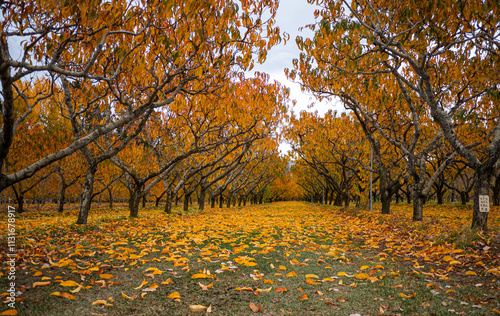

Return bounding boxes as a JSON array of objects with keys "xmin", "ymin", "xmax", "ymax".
[{"xmin": 0, "ymin": 201, "xmax": 498, "ymax": 315}]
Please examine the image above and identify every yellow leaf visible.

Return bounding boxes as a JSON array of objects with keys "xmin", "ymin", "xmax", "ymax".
[
  {"xmin": 399, "ymin": 292, "xmax": 416, "ymax": 299},
  {"xmin": 99, "ymin": 274, "xmax": 114, "ymax": 279},
  {"xmin": 141, "ymin": 293, "xmax": 147, "ymax": 299},
  {"xmin": 168, "ymin": 292, "xmax": 180, "ymax": 299},
  {"xmin": 285, "ymin": 271, "xmax": 298, "ymax": 278},
  {"xmin": 264, "ymin": 279, "xmax": 274, "ymax": 284},
  {"xmin": 360, "ymin": 265, "xmax": 370, "ymax": 270},
  {"xmin": 59, "ymin": 280, "xmax": 80, "ymax": 287},
  {"xmin": 299, "ymin": 294, "xmax": 309, "ymax": 300},
  {"xmin": 442, "ymin": 256, "xmax": 453, "ymax": 262},
  {"xmin": 189, "ymin": 305, "xmax": 207, "ymax": 312},
  {"xmin": 465, "ymin": 271, "xmax": 477, "ymax": 276},
  {"xmin": 147, "ymin": 283, "xmax": 158, "ymax": 290},
  {"xmin": 70, "ymin": 286, "xmax": 82, "ymax": 294},
  {"xmin": 133, "ymin": 279, "xmax": 148, "ymax": 290},
  {"xmin": 50, "ymin": 292, "xmax": 62, "ymax": 297},
  {"xmin": 161, "ymin": 279, "xmax": 173, "ymax": 285},
  {"xmin": 354, "ymin": 273, "xmax": 369, "ymax": 280},
  {"xmin": 33, "ymin": 281, "xmax": 51, "ymax": 288},
  {"xmin": 279, "ymin": 265, "xmax": 287, "ymax": 270},
  {"xmin": 244, "ymin": 262, "xmax": 258, "ymax": 267},
  {"xmin": 92, "ymin": 300, "xmax": 111, "ymax": 306},
  {"xmin": 33, "ymin": 271, "xmax": 43, "ymax": 277},
  {"xmin": 305, "ymin": 274, "xmax": 319, "ymax": 279},
  {"xmin": 191, "ymin": 273, "xmax": 213, "ymax": 279},
  {"xmin": 121, "ymin": 291, "xmax": 137, "ymax": 300},
  {"xmin": 254, "ymin": 287, "xmax": 272, "ymax": 295},
  {"xmin": 207, "ymin": 305, "xmax": 212, "ymax": 313}
]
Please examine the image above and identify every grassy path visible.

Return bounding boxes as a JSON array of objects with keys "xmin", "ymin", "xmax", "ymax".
[{"xmin": 1, "ymin": 201, "xmax": 499, "ymax": 315}]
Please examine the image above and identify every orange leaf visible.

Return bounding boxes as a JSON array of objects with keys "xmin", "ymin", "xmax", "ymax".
[
  {"xmin": 168, "ymin": 292, "xmax": 180, "ymax": 299},
  {"xmin": 0, "ymin": 310, "xmax": 17, "ymax": 315},
  {"xmin": 274, "ymin": 287, "xmax": 287, "ymax": 293},
  {"xmin": 99, "ymin": 274, "xmax": 114, "ymax": 279},
  {"xmin": 32, "ymin": 281, "xmax": 51, "ymax": 288},
  {"xmin": 249, "ymin": 302, "xmax": 262, "ymax": 313},
  {"xmin": 299, "ymin": 294, "xmax": 309, "ymax": 300}
]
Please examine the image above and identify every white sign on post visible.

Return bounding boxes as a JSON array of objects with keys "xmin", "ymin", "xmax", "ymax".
[{"xmin": 479, "ymin": 195, "xmax": 490, "ymax": 213}]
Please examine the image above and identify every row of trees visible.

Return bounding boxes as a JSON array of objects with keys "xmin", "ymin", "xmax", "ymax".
[
  {"xmin": 0, "ymin": 0, "xmax": 295, "ymax": 224},
  {"xmin": 286, "ymin": 0, "xmax": 499, "ymax": 230},
  {"xmin": 286, "ymin": 110, "xmax": 500, "ymax": 211}
]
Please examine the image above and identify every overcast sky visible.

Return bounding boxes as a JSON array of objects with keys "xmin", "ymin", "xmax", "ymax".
[
  {"xmin": 250, "ymin": 0, "xmax": 344, "ymax": 117},
  {"xmin": 248, "ymin": 0, "xmax": 344, "ymax": 154}
]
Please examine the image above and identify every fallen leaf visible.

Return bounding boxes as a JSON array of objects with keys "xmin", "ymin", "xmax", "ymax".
[
  {"xmin": 32, "ymin": 281, "xmax": 51, "ymax": 288},
  {"xmin": 121, "ymin": 291, "xmax": 137, "ymax": 300},
  {"xmin": 133, "ymin": 279, "xmax": 148, "ymax": 290},
  {"xmin": 0, "ymin": 310, "xmax": 17, "ymax": 315},
  {"xmin": 399, "ymin": 293, "xmax": 416, "ymax": 299},
  {"xmin": 274, "ymin": 287, "xmax": 287, "ymax": 293},
  {"xmin": 249, "ymin": 302, "xmax": 262, "ymax": 313},
  {"xmin": 285, "ymin": 271, "xmax": 298, "ymax": 278},
  {"xmin": 59, "ymin": 280, "xmax": 80, "ymax": 287},
  {"xmin": 168, "ymin": 292, "xmax": 180, "ymax": 299},
  {"xmin": 99, "ymin": 274, "xmax": 114, "ymax": 279},
  {"xmin": 188, "ymin": 305, "xmax": 207, "ymax": 312},
  {"xmin": 191, "ymin": 273, "xmax": 213, "ymax": 279},
  {"xmin": 299, "ymin": 294, "xmax": 309, "ymax": 300},
  {"xmin": 354, "ymin": 273, "xmax": 369, "ymax": 280}
]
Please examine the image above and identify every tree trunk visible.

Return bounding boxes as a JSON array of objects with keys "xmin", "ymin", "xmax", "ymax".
[
  {"xmin": 333, "ymin": 192, "xmax": 342, "ymax": 206},
  {"xmin": 343, "ymin": 192, "xmax": 350, "ymax": 207},
  {"xmin": 460, "ymin": 192, "xmax": 468, "ymax": 205},
  {"xmin": 164, "ymin": 191, "xmax": 172, "ymax": 214},
  {"xmin": 16, "ymin": 192, "xmax": 24, "ymax": 214},
  {"xmin": 108, "ymin": 188, "xmax": 113, "ymax": 209},
  {"xmin": 183, "ymin": 193, "xmax": 190, "ymax": 212},
  {"xmin": 77, "ymin": 165, "xmax": 97, "ymax": 224},
  {"xmin": 471, "ymin": 166, "xmax": 492, "ymax": 230},
  {"xmin": 129, "ymin": 190, "xmax": 141, "ymax": 218},
  {"xmin": 226, "ymin": 194, "xmax": 232, "ymax": 208},
  {"xmin": 210, "ymin": 195, "xmax": 216, "ymax": 208},
  {"xmin": 381, "ymin": 189, "xmax": 391, "ymax": 215},
  {"xmin": 412, "ymin": 192, "xmax": 425, "ymax": 221},
  {"xmin": 58, "ymin": 183, "xmax": 67, "ymax": 213},
  {"xmin": 198, "ymin": 189, "xmax": 205, "ymax": 211},
  {"xmin": 219, "ymin": 195, "xmax": 223, "ymax": 208},
  {"xmin": 437, "ymin": 189, "xmax": 444, "ymax": 204},
  {"xmin": 142, "ymin": 196, "xmax": 146, "ymax": 208},
  {"xmin": 492, "ymin": 175, "xmax": 500, "ymax": 206}
]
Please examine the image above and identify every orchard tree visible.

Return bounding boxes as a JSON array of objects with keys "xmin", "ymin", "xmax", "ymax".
[
  {"xmin": 289, "ymin": 0, "xmax": 499, "ymax": 229},
  {"xmin": 0, "ymin": 0, "xmax": 282, "ymax": 194}
]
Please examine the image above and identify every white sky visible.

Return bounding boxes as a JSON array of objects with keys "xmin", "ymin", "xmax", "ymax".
[{"xmin": 248, "ymin": 0, "xmax": 344, "ymax": 153}]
